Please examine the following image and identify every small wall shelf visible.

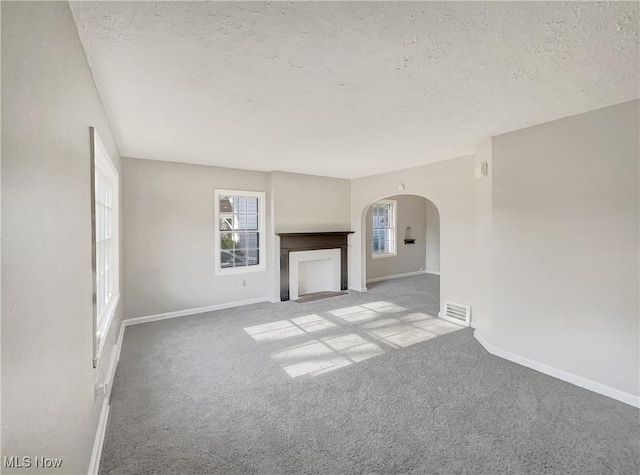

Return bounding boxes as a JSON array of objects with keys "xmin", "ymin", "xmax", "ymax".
[{"xmin": 404, "ymin": 226, "xmax": 415, "ymax": 244}]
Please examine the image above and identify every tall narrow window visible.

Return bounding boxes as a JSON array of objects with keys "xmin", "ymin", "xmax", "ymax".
[
  {"xmin": 92, "ymin": 128, "xmax": 119, "ymax": 366},
  {"xmin": 214, "ymin": 190, "xmax": 266, "ymax": 274},
  {"xmin": 371, "ymin": 200, "xmax": 397, "ymax": 258}
]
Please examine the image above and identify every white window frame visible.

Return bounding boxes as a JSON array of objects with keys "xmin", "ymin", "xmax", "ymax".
[
  {"xmin": 91, "ymin": 128, "xmax": 119, "ymax": 367},
  {"xmin": 214, "ymin": 189, "xmax": 266, "ymax": 275},
  {"xmin": 371, "ymin": 200, "xmax": 397, "ymax": 259}
]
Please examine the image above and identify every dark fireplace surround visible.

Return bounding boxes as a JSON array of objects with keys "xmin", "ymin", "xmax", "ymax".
[{"xmin": 276, "ymin": 231, "xmax": 354, "ymax": 301}]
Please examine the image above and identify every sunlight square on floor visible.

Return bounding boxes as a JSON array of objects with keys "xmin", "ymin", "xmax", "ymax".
[
  {"xmin": 360, "ymin": 301, "xmax": 408, "ymax": 314},
  {"xmin": 321, "ymin": 334, "xmax": 385, "ymax": 362},
  {"xmin": 291, "ymin": 314, "xmax": 337, "ymax": 333},
  {"xmin": 372, "ymin": 326, "xmax": 437, "ymax": 348},
  {"xmin": 244, "ymin": 314, "xmax": 336, "ymax": 342},
  {"xmin": 328, "ymin": 305, "xmax": 379, "ymax": 323},
  {"xmin": 270, "ymin": 334, "xmax": 385, "ymax": 378},
  {"xmin": 243, "ymin": 320, "xmax": 305, "ymax": 341},
  {"xmin": 360, "ymin": 312, "xmax": 461, "ymax": 348}
]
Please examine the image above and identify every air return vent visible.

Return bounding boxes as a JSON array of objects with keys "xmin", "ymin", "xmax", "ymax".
[{"xmin": 442, "ymin": 301, "xmax": 471, "ymax": 327}]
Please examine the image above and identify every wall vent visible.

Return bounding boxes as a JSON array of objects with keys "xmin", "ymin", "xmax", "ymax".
[{"xmin": 442, "ymin": 301, "xmax": 471, "ymax": 327}]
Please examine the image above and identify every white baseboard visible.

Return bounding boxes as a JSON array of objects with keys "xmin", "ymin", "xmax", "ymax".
[
  {"xmin": 104, "ymin": 347, "xmax": 118, "ymax": 398},
  {"xmin": 123, "ymin": 297, "xmax": 277, "ymax": 326},
  {"xmin": 366, "ymin": 269, "xmax": 426, "ymax": 284},
  {"xmin": 115, "ymin": 321, "xmax": 126, "ymax": 362},
  {"xmin": 111, "ymin": 321, "xmax": 126, "ymax": 383},
  {"xmin": 474, "ymin": 331, "xmax": 640, "ymax": 408},
  {"xmin": 88, "ymin": 398, "xmax": 110, "ymax": 475},
  {"xmin": 424, "ymin": 269, "xmax": 440, "ymax": 276},
  {"xmin": 349, "ymin": 286, "xmax": 368, "ymax": 292}
]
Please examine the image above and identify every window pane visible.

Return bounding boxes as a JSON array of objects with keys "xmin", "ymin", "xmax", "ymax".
[
  {"xmin": 98, "ymin": 241, "xmax": 104, "ymax": 276},
  {"xmin": 220, "ymin": 232, "xmax": 234, "ymax": 250},
  {"xmin": 246, "ymin": 198, "xmax": 258, "ymax": 214},
  {"xmin": 233, "ymin": 213, "xmax": 245, "ymax": 230},
  {"xmin": 246, "ymin": 214, "xmax": 258, "ymax": 230},
  {"xmin": 220, "ymin": 216, "xmax": 232, "ymax": 231},
  {"xmin": 233, "ymin": 197, "xmax": 246, "ymax": 214},
  {"xmin": 247, "ymin": 248, "xmax": 259, "ymax": 266},
  {"xmin": 105, "ymin": 268, "xmax": 111, "ymax": 300},
  {"xmin": 103, "ymin": 204, "xmax": 107, "ymax": 240},
  {"xmin": 380, "ymin": 205, "xmax": 388, "ymax": 227},
  {"xmin": 232, "ymin": 233, "xmax": 248, "ymax": 266},
  {"xmin": 96, "ymin": 174, "xmax": 100, "ymax": 203},
  {"xmin": 220, "ymin": 251, "xmax": 235, "ymax": 268},
  {"xmin": 246, "ymin": 232, "xmax": 258, "ymax": 249},
  {"xmin": 106, "ymin": 208, "xmax": 111, "ymax": 239},
  {"xmin": 104, "ymin": 239, "xmax": 110, "ymax": 270},
  {"xmin": 103, "ymin": 207, "xmax": 108, "ymax": 240},
  {"xmin": 219, "ymin": 196, "xmax": 232, "ymax": 213}
]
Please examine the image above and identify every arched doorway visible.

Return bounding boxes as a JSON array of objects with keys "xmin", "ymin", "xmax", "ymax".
[{"xmin": 361, "ymin": 194, "xmax": 441, "ymax": 315}]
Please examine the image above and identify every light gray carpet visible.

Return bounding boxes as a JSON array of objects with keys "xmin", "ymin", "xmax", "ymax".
[
  {"xmin": 101, "ymin": 275, "xmax": 639, "ymax": 474},
  {"xmin": 296, "ymin": 291, "xmax": 348, "ymax": 303}
]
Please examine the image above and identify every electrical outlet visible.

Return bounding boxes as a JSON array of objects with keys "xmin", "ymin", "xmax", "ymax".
[{"xmin": 239, "ymin": 279, "xmax": 246, "ymax": 288}]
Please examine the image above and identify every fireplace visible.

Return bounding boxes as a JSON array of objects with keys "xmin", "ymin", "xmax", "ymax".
[
  {"xmin": 289, "ymin": 249, "xmax": 341, "ymax": 300},
  {"xmin": 276, "ymin": 232, "xmax": 354, "ymax": 301}
]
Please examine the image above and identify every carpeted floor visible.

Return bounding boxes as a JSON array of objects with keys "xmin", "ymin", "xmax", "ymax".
[
  {"xmin": 101, "ymin": 274, "xmax": 639, "ymax": 474},
  {"xmin": 295, "ymin": 290, "xmax": 348, "ymax": 303}
]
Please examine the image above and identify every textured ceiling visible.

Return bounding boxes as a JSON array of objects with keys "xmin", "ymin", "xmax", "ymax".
[{"xmin": 71, "ymin": 1, "xmax": 639, "ymax": 179}]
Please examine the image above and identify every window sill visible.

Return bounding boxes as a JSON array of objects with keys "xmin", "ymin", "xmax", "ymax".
[
  {"xmin": 215, "ymin": 264, "xmax": 266, "ymax": 276},
  {"xmin": 372, "ymin": 253, "xmax": 397, "ymax": 259}
]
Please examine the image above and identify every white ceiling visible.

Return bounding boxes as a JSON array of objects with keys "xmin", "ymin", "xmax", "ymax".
[{"xmin": 71, "ymin": 1, "xmax": 639, "ymax": 179}]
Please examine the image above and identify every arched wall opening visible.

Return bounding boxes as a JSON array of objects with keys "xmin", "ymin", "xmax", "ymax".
[
  {"xmin": 360, "ymin": 193, "xmax": 441, "ymax": 315},
  {"xmin": 347, "ymin": 155, "xmax": 477, "ymax": 328}
]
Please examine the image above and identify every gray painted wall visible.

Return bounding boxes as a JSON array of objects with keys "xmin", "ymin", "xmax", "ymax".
[
  {"xmin": 365, "ymin": 195, "xmax": 427, "ymax": 280},
  {"xmin": 472, "ymin": 137, "xmax": 493, "ymax": 339},
  {"xmin": 122, "ymin": 158, "xmax": 272, "ymax": 318},
  {"xmin": 350, "ymin": 155, "xmax": 476, "ymax": 308},
  {"xmin": 490, "ymin": 100, "xmax": 639, "ymax": 397},
  {"xmin": 123, "ymin": 164, "xmax": 351, "ymax": 316},
  {"xmin": 425, "ymin": 200, "xmax": 440, "ymax": 273},
  {"xmin": 270, "ymin": 171, "xmax": 351, "ymax": 299},
  {"xmin": 271, "ymin": 171, "xmax": 351, "ymax": 233},
  {"xmin": 1, "ymin": 2, "xmax": 123, "ymax": 472}
]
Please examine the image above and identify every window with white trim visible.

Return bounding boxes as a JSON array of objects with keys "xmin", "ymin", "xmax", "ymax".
[
  {"xmin": 92, "ymin": 128, "xmax": 119, "ymax": 366},
  {"xmin": 214, "ymin": 190, "xmax": 266, "ymax": 274},
  {"xmin": 371, "ymin": 200, "xmax": 397, "ymax": 258}
]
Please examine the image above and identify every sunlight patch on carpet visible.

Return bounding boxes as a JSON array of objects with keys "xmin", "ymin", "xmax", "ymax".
[
  {"xmin": 247, "ymin": 301, "xmax": 464, "ymax": 378},
  {"xmin": 270, "ymin": 334, "xmax": 385, "ymax": 377},
  {"xmin": 244, "ymin": 314, "xmax": 337, "ymax": 342}
]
